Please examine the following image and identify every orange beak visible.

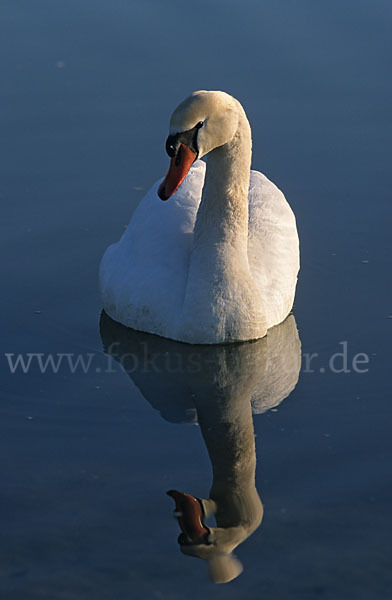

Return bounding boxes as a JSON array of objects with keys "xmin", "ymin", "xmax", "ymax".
[{"xmin": 158, "ymin": 143, "xmax": 197, "ymax": 201}]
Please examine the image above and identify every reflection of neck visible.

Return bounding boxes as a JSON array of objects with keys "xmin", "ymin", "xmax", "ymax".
[{"xmin": 195, "ymin": 385, "xmax": 263, "ymax": 549}]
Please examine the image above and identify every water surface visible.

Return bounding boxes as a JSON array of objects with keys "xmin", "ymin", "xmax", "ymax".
[{"xmin": 1, "ymin": 1, "xmax": 391, "ymax": 598}]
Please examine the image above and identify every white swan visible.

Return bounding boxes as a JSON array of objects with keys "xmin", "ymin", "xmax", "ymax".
[{"xmin": 100, "ymin": 90, "xmax": 299, "ymax": 344}]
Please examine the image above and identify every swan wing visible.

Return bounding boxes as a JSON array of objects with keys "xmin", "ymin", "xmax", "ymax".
[
  {"xmin": 99, "ymin": 162, "xmax": 205, "ymax": 336},
  {"xmin": 248, "ymin": 170, "xmax": 300, "ymax": 328}
]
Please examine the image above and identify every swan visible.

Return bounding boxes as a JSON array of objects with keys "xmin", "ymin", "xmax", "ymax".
[{"xmin": 100, "ymin": 90, "xmax": 299, "ymax": 344}]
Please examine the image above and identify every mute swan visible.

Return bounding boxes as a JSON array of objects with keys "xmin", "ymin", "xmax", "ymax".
[{"xmin": 100, "ymin": 90, "xmax": 299, "ymax": 344}]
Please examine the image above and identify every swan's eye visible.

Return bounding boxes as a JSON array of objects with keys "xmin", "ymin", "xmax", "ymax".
[
  {"xmin": 165, "ymin": 122, "xmax": 203, "ymax": 159},
  {"xmin": 166, "ymin": 134, "xmax": 179, "ymax": 157}
]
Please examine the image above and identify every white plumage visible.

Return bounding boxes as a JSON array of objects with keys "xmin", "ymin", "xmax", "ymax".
[{"xmin": 100, "ymin": 91, "xmax": 299, "ymax": 344}]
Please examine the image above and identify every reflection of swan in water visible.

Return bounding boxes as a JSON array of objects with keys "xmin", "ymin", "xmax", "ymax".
[{"xmin": 100, "ymin": 312, "xmax": 301, "ymax": 583}]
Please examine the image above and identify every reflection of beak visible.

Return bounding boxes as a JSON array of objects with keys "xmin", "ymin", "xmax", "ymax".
[
  {"xmin": 158, "ymin": 144, "xmax": 197, "ymax": 201},
  {"xmin": 167, "ymin": 490, "xmax": 210, "ymax": 544}
]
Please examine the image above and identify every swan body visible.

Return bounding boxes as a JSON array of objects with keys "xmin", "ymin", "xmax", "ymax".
[{"xmin": 100, "ymin": 91, "xmax": 299, "ymax": 344}]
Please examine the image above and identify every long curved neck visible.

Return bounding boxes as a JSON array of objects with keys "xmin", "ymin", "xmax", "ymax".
[
  {"xmin": 178, "ymin": 108, "xmax": 262, "ymax": 344},
  {"xmin": 193, "ymin": 108, "xmax": 252, "ymax": 253}
]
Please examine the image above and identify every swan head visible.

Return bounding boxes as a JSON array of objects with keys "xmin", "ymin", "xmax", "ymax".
[{"xmin": 158, "ymin": 90, "xmax": 239, "ymax": 200}]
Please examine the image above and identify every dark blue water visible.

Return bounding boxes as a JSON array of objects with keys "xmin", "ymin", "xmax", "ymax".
[{"xmin": 1, "ymin": 1, "xmax": 391, "ymax": 598}]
